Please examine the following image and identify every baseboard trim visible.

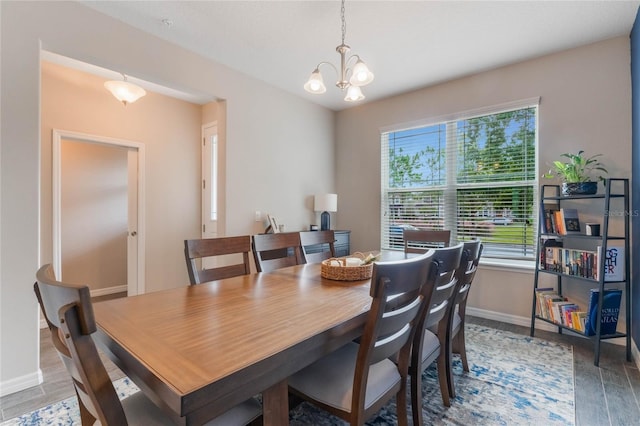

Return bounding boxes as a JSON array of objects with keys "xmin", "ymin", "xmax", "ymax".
[
  {"xmin": 0, "ymin": 369, "xmax": 43, "ymax": 398},
  {"xmin": 90, "ymin": 285, "xmax": 127, "ymax": 298},
  {"xmin": 632, "ymin": 339, "xmax": 640, "ymax": 371}
]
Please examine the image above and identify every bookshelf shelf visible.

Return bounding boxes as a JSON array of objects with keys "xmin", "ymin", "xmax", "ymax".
[{"xmin": 530, "ymin": 178, "xmax": 631, "ymax": 366}]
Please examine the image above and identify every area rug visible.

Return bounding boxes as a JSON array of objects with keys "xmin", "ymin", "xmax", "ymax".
[{"xmin": 2, "ymin": 323, "xmax": 574, "ymax": 425}]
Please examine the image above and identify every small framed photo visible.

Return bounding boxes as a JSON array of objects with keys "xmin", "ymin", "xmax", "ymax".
[{"xmin": 268, "ymin": 214, "xmax": 280, "ymax": 233}]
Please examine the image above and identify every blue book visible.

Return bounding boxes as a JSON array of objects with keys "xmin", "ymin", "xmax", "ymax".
[{"xmin": 584, "ymin": 288, "xmax": 622, "ymax": 336}]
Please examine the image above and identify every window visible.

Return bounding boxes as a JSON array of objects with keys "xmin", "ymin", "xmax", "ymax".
[
  {"xmin": 202, "ymin": 123, "xmax": 218, "ymax": 237},
  {"xmin": 381, "ymin": 99, "xmax": 539, "ymax": 260}
]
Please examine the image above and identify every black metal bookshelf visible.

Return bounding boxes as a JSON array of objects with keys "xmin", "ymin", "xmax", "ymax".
[{"xmin": 530, "ymin": 178, "xmax": 631, "ymax": 366}]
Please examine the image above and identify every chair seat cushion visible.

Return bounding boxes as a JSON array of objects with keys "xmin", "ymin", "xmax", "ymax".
[
  {"xmin": 122, "ymin": 391, "xmax": 262, "ymax": 425},
  {"xmin": 420, "ymin": 329, "xmax": 441, "ymax": 367},
  {"xmin": 289, "ymin": 342, "xmax": 401, "ymax": 412}
]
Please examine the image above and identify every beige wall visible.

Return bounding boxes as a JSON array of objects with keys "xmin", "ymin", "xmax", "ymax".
[
  {"xmin": 41, "ymin": 60, "xmax": 203, "ymax": 292},
  {"xmin": 335, "ymin": 36, "xmax": 632, "ymax": 327},
  {"xmin": 1, "ymin": 1, "xmax": 334, "ymax": 394}
]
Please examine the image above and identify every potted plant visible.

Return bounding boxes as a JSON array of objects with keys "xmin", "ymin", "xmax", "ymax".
[{"xmin": 543, "ymin": 150, "xmax": 608, "ymax": 196}]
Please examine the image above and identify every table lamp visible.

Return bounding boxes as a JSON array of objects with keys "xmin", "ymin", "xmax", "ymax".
[{"xmin": 314, "ymin": 193, "xmax": 337, "ymax": 231}]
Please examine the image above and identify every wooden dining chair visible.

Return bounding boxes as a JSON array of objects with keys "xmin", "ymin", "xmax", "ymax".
[
  {"xmin": 33, "ymin": 264, "xmax": 262, "ymax": 426},
  {"xmin": 288, "ymin": 250, "xmax": 437, "ymax": 426},
  {"xmin": 409, "ymin": 243, "xmax": 463, "ymax": 425},
  {"xmin": 184, "ymin": 235, "xmax": 252, "ymax": 284},
  {"xmin": 403, "ymin": 229, "xmax": 451, "ymax": 254},
  {"xmin": 447, "ymin": 239, "xmax": 483, "ymax": 398},
  {"xmin": 299, "ymin": 230, "xmax": 336, "ymax": 263},
  {"xmin": 251, "ymin": 232, "xmax": 305, "ymax": 272}
]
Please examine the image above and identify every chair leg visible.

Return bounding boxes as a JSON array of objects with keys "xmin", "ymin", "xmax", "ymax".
[
  {"xmin": 445, "ymin": 333, "xmax": 456, "ymax": 400},
  {"xmin": 436, "ymin": 352, "xmax": 451, "ymax": 407},
  {"xmin": 76, "ymin": 389, "xmax": 96, "ymax": 425},
  {"xmin": 452, "ymin": 326, "xmax": 469, "ymax": 373},
  {"xmin": 396, "ymin": 381, "xmax": 408, "ymax": 426},
  {"xmin": 410, "ymin": 366, "xmax": 424, "ymax": 426}
]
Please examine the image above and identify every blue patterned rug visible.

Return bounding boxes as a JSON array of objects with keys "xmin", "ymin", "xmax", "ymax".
[{"xmin": 2, "ymin": 324, "xmax": 574, "ymax": 425}]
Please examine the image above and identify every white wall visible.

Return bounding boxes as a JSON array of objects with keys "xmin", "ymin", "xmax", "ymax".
[
  {"xmin": 335, "ymin": 36, "xmax": 632, "ymax": 327},
  {"xmin": 0, "ymin": 1, "xmax": 334, "ymax": 395}
]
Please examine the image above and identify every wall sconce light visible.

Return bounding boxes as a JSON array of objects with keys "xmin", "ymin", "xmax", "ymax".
[
  {"xmin": 104, "ymin": 74, "xmax": 146, "ymax": 106},
  {"xmin": 314, "ymin": 193, "xmax": 338, "ymax": 231}
]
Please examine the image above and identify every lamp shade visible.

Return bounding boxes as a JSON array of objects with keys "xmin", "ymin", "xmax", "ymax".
[
  {"xmin": 349, "ymin": 60, "xmax": 374, "ymax": 86},
  {"xmin": 314, "ymin": 194, "xmax": 337, "ymax": 213},
  {"xmin": 344, "ymin": 85, "xmax": 365, "ymax": 102},
  {"xmin": 104, "ymin": 79, "xmax": 146, "ymax": 105},
  {"xmin": 304, "ymin": 69, "xmax": 327, "ymax": 94}
]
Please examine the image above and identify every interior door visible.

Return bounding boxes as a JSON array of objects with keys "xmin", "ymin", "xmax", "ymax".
[{"xmin": 52, "ymin": 129, "xmax": 146, "ymax": 295}]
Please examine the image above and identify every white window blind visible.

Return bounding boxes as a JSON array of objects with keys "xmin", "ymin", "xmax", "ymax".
[{"xmin": 381, "ymin": 102, "xmax": 539, "ymax": 260}]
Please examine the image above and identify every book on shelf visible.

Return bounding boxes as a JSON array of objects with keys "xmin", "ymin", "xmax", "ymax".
[
  {"xmin": 595, "ymin": 245, "xmax": 625, "ymax": 282},
  {"xmin": 553, "ymin": 210, "xmax": 566, "ymax": 235},
  {"xmin": 560, "ymin": 208, "xmax": 581, "ymax": 234},
  {"xmin": 540, "ymin": 238, "xmax": 562, "ymax": 270},
  {"xmin": 584, "ymin": 288, "xmax": 622, "ymax": 336}
]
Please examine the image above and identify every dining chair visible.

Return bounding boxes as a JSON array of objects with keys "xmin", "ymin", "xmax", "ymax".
[
  {"xmin": 251, "ymin": 232, "xmax": 305, "ymax": 272},
  {"xmin": 447, "ymin": 239, "xmax": 483, "ymax": 398},
  {"xmin": 184, "ymin": 235, "xmax": 252, "ymax": 284},
  {"xmin": 409, "ymin": 243, "xmax": 463, "ymax": 425},
  {"xmin": 288, "ymin": 250, "xmax": 437, "ymax": 426},
  {"xmin": 403, "ymin": 229, "xmax": 451, "ymax": 254},
  {"xmin": 33, "ymin": 264, "xmax": 262, "ymax": 426},
  {"xmin": 299, "ymin": 230, "xmax": 336, "ymax": 263}
]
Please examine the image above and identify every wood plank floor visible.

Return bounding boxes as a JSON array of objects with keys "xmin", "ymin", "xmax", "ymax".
[{"xmin": 1, "ymin": 316, "xmax": 639, "ymax": 425}]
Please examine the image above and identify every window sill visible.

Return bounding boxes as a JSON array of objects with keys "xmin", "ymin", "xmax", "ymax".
[{"xmin": 479, "ymin": 258, "xmax": 535, "ymax": 273}]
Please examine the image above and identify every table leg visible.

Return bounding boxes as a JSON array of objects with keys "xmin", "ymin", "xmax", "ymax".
[{"xmin": 262, "ymin": 379, "xmax": 289, "ymax": 426}]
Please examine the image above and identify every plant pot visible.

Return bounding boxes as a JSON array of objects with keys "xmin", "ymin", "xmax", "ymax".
[{"xmin": 562, "ymin": 181, "xmax": 598, "ymax": 196}]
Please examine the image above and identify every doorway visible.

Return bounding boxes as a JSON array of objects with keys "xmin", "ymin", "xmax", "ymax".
[{"xmin": 52, "ymin": 129, "xmax": 146, "ymax": 296}]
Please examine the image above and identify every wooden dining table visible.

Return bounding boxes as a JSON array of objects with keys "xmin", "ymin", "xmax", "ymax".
[{"xmin": 92, "ymin": 255, "xmax": 404, "ymax": 425}]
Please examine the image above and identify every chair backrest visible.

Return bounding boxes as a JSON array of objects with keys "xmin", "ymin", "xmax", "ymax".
[
  {"xmin": 33, "ymin": 264, "xmax": 128, "ymax": 425},
  {"xmin": 184, "ymin": 235, "xmax": 252, "ymax": 284},
  {"xmin": 353, "ymin": 250, "xmax": 436, "ymax": 415},
  {"xmin": 251, "ymin": 232, "xmax": 305, "ymax": 273},
  {"xmin": 403, "ymin": 229, "xmax": 451, "ymax": 254},
  {"xmin": 419, "ymin": 243, "xmax": 464, "ymax": 331},
  {"xmin": 454, "ymin": 240, "xmax": 483, "ymax": 317},
  {"xmin": 299, "ymin": 230, "xmax": 336, "ymax": 263}
]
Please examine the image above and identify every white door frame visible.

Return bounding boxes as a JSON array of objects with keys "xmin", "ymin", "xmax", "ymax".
[{"xmin": 52, "ymin": 129, "xmax": 146, "ymax": 295}]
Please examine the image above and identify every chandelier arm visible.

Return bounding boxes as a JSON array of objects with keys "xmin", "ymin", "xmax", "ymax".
[{"xmin": 315, "ymin": 61, "xmax": 340, "ymax": 78}]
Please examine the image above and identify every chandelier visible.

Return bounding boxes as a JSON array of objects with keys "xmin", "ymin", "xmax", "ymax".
[{"xmin": 303, "ymin": 0, "xmax": 374, "ymax": 102}]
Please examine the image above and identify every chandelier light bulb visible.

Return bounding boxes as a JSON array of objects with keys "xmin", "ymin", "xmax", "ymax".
[
  {"xmin": 344, "ymin": 85, "xmax": 364, "ymax": 102},
  {"xmin": 304, "ymin": 69, "xmax": 327, "ymax": 94},
  {"xmin": 349, "ymin": 59, "xmax": 374, "ymax": 87}
]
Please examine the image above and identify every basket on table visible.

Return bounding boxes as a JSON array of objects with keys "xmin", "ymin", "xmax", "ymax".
[{"xmin": 321, "ymin": 252, "xmax": 374, "ymax": 281}]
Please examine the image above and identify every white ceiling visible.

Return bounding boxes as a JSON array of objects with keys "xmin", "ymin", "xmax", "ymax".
[{"xmin": 78, "ymin": 1, "xmax": 640, "ymax": 111}]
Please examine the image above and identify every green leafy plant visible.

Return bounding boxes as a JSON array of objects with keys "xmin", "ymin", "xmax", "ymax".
[{"xmin": 543, "ymin": 150, "xmax": 608, "ymax": 183}]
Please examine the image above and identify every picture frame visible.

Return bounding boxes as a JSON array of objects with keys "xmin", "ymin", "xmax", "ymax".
[{"xmin": 268, "ymin": 214, "xmax": 280, "ymax": 233}]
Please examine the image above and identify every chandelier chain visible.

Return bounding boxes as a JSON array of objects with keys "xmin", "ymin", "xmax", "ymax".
[{"xmin": 341, "ymin": 0, "xmax": 346, "ymax": 46}]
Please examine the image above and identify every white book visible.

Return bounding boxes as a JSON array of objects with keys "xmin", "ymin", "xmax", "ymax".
[{"xmin": 596, "ymin": 245, "xmax": 625, "ymax": 281}]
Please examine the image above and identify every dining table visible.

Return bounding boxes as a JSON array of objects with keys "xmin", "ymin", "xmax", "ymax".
[{"xmin": 92, "ymin": 251, "xmax": 407, "ymax": 425}]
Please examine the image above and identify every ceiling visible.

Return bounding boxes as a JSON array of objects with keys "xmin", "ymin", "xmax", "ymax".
[{"xmin": 78, "ymin": 1, "xmax": 640, "ymax": 111}]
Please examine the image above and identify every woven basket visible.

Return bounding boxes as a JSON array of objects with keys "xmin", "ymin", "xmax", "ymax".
[{"xmin": 321, "ymin": 252, "xmax": 373, "ymax": 281}]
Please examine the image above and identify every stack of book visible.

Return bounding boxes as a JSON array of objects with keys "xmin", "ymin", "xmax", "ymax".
[
  {"xmin": 534, "ymin": 287, "xmax": 622, "ymax": 335},
  {"xmin": 539, "ymin": 242, "xmax": 625, "ymax": 282},
  {"xmin": 540, "ymin": 207, "xmax": 581, "ymax": 235}
]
